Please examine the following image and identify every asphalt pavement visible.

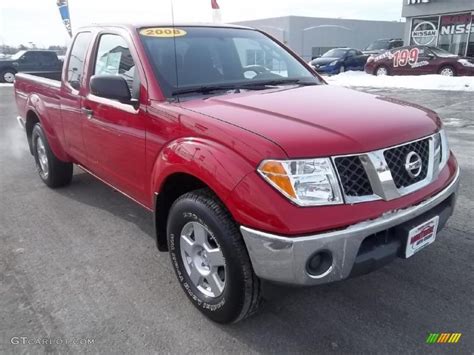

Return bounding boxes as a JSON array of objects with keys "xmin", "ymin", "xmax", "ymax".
[{"xmin": 0, "ymin": 84, "xmax": 473, "ymax": 354}]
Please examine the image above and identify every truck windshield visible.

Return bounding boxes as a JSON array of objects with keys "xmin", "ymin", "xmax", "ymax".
[
  {"xmin": 139, "ymin": 26, "xmax": 319, "ymax": 98},
  {"xmin": 322, "ymin": 49, "xmax": 347, "ymax": 58},
  {"xmin": 10, "ymin": 51, "xmax": 27, "ymax": 60}
]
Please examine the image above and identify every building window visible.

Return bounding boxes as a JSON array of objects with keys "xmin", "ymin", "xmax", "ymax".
[{"xmin": 438, "ymin": 13, "xmax": 472, "ymax": 57}]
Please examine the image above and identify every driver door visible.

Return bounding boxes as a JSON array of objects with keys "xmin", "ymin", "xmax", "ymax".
[{"xmin": 82, "ymin": 33, "xmax": 147, "ymax": 203}]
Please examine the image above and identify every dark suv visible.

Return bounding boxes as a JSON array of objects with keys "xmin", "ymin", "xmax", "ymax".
[
  {"xmin": 363, "ymin": 38, "xmax": 404, "ymax": 55},
  {"xmin": 0, "ymin": 50, "xmax": 62, "ymax": 83}
]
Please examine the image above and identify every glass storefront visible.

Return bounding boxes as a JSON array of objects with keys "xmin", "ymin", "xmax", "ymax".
[{"xmin": 410, "ymin": 12, "xmax": 474, "ymax": 57}]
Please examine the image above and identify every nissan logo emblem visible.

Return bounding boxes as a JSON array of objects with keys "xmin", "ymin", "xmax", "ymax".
[{"xmin": 405, "ymin": 151, "xmax": 423, "ymax": 178}]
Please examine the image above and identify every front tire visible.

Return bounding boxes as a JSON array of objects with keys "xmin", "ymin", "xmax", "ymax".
[
  {"xmin": 0, "ymin": 69, "xmax": 16, "ymax": 83},
  {"xmin": 375, "ymin": 65, "xmax": 389, "ymax": 76},
  {"xmin": 439, "ymin": 66, "xmax": 456, "ymax": 77},
  {"xmin": 32, "ymin": 123, "xmax": 73, "ymax": 188},
  {"xmin": 167, "ymin": 188, "xmax": 261, "ymax": 323}
]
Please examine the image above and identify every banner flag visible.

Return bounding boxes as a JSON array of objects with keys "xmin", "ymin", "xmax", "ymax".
[
  {"xmin": 57, "ymin": 0, "xmax": 72, "ymax": 37},
  {"xmin": 211, "ymin": 0, "xmax": 222, "ymax": 23}
]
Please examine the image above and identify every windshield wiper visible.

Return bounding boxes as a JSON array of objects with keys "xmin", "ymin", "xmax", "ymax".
[
  {"xmin": 171, "ymin": 79, "xmax": 319, "ymax": 96},
  {"xmin": 172, "ymin": 84, "xmax": 264, "ymax": 96}
]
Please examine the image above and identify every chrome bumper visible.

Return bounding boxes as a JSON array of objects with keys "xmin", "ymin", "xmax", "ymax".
[{"xmin": 240, "ymin": 168, "xmax": 460, "ymax": 286}]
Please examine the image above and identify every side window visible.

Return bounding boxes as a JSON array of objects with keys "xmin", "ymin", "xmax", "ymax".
[
  {"xmin": 233, "ymin": 38, "xmax": 288, "ymax": 78},
  {"xmin": 94, "ymin": 34, "xmax": 137, "ymax": 98},
  {"xmin": 67, "ymin": 32, "xmax": 92, "ymax": 90},
  {"xmin": 22, "ymin": 52, "xmax": 39, "ymax": 63},
  {"xmin": 38, "ymin": 52, "xmax": 56, "ymax": 65}
]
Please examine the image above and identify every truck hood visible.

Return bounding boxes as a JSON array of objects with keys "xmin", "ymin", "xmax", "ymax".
[{"xmin": 178, "ymin": 85, "xmax": 441, "ymax": 157}]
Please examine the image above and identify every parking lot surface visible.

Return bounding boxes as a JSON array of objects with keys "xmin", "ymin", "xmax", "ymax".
[{"xmin": 0, "ymin": 85, "xmax": 473, "ymax": 353}]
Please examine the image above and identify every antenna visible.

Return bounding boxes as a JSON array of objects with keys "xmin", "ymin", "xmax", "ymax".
[{"xmin": 170, "ymin": 0, "xmax": 180, "ymax": 97}]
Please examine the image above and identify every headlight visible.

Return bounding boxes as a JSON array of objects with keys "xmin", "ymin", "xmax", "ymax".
[
  {"xmin": 329, "ymin": 60, "xmax": 338, "ymax": 66},
  {"xmin": 434, "ymin": 129, "xmax": 450, "ymax": 172},
  {"xmin": 439, "ymin": 129, "xmax": 450, "ymax": 170},
  {"xmin": 257, "ymin": 159, "xmax": 343, "ymax": 206},
  {"xmin": 458, "ymin": 59, "xmax": 474, "ymax": 67}
]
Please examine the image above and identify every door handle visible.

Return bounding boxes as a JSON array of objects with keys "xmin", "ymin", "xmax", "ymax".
[{"xmin": 81, "ymin": 107, "xmax": 93, "ymax": 119}]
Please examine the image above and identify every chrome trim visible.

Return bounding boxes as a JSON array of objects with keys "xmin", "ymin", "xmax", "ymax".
[
  {"xmin": 16, "ymin": 116, "xmax": 25, "ymax": 130},
  {"xmin": 333, "ymin": 133, "xmax": 439, "ymax": 204},
  {"xmin": 240, "ymin": 167, "xmax": 459, "ymax": 286}
]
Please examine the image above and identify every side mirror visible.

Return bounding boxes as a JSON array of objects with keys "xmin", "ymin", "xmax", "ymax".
[{"xmin": 90, "ymin": 75, "xmax": 131, "ymax": 103}]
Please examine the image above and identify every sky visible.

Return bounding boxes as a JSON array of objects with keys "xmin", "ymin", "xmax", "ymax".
[{"xmin": 0, "ymin": 0, "xmax": 404, "ymax": 47}]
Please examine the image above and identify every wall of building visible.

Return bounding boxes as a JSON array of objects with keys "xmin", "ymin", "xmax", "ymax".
[{"xmin": 234, "ymin": 16, "xmax": 405, "ymax": 60}]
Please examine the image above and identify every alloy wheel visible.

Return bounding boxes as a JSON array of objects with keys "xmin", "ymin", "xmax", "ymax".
[
  {"xmin": 36, "ymin": 136, "xmax": 49, "ymax": 178},
  {"xmin": 179, "ymin": 221, "xmax": 226, "ymax": 298}
]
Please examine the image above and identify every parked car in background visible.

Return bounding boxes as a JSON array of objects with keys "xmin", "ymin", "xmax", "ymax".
[
  {"xmin": 365, "ymin": 45, "xmax": 474, "ymax": 76},
  {"xmin": 0, "ymin": 50, "xmax": 62, "ymax": 83},
  {"xmin": 363, "ymin": 38, "xmax": 404, "ymax": 56},
  {"xmin": 309, "ymin": 48, "xmax": 367, "ymax": 75}
]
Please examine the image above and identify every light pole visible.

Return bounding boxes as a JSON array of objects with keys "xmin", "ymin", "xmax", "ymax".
[
  {"xmin": 301, "ymin": 25, "xmax": 352, "ymax": 61},
  {"xmin": 259, "ymin": 25, "xmax": 287, "ymax": 44}
]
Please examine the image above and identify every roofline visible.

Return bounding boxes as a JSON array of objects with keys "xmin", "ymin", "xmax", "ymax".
[{"xmin": 77, "ymin": 22, "xmax": 255, "ymax": 32}]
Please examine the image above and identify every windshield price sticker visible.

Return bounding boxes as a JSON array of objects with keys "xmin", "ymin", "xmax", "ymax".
[{"xmin": 140, "ymin": 28, "xmax": 187, "ymax": 38}]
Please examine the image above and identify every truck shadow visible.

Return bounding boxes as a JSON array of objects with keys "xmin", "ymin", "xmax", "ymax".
[{"xmin": 53, "ymin": 169, "xmax": 155, "ymax": 241}]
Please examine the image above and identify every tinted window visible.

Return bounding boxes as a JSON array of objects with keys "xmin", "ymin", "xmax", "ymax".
[
  {"xmin": 22, "ymin": 52, "xmax": 40, "ymax": 63},
  {"xmin": 38, "ymin": 52, "xmax": 58, "ymax": 65},
  {"xmin": 140, "ymin": 27, "xmax": 318, "ymax": 98},
  {"xmin": 94, "ymin": 34, "xmax": 137, "ymax": 98},
  {"xmin": 67, "ymin": 32, "xmax": 92, "ymax": 90}
]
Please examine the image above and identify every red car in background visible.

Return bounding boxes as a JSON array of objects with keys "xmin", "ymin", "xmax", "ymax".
[{"xmin": 365, "ymin": 45, "xmax": 474, "ymax": 77}]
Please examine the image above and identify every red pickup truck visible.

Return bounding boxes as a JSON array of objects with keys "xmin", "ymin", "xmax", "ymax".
[{"xmin": 15, "ymin": 23, "xmax": 459, "ymax": 324}]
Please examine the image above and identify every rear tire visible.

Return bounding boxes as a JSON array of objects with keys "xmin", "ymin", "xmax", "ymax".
[
  {"xmin": 167, "ymin": 188, "xmax": 261, "ymax": 324},
  {"xmin": 32, "ymin": 123, "xmax": 73, "ymax": 188},
  {"xmin": 439, "ymin": 66, "xmax": 456, "ymax": 77}
]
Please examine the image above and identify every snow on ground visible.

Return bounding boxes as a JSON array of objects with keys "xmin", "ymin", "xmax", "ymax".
[
  {"xmin": 0, "ymin": 83, "xmax": 13, "ymax": 87},
  {"xmin": 326, "ymin": 71, "xmax": 474, "ymax": 92}
]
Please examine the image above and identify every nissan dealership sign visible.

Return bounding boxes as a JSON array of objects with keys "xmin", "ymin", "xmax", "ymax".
[
  {"xmin": 407, "ymin": 0, "xmax": 430, "ymax": 4},
  {"xmin": 411, "ymin": 21, "xmax": 438, "ymax": 45}
]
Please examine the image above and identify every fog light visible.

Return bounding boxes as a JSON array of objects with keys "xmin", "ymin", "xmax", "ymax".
[{"xmin": 306, "ymin": 251, "xmax": 333, "ymax": 277}]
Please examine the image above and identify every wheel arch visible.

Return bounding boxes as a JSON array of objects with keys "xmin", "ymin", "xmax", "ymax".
[
  {"xmin": 24, "ymin": 97, "xmax": 70, "ymax": 162},
  {"xmin": 151, "ymin": 138, "xmax": 256, "ymax": 251}
]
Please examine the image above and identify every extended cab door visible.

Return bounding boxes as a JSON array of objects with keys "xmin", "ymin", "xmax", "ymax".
[
  {"xmin": 81, "ymin": 32, "xmax": 147, "ymax": 203},
  {"xmin": 60, "ymin": 31, "xmax": 93, "ymax": 164}
]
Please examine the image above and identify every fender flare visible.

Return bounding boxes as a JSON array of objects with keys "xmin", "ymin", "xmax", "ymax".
[
  {"xmin": 25, "ymin": 94, "xmax": 70, "ymax": 162},
  {"xmin": 150, "ymin": 137, "xmax": 256, "ymax": 207}
]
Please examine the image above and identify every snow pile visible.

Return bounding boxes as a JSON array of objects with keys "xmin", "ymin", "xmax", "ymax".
[{"xmin": 326, "ymin": 71, "xmax": 474, "ymax": 91}]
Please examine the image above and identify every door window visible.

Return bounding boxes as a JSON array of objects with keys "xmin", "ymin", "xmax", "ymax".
[
  {"xmin": 21, "ymin": 52, "xmax": 40, "ymax": 63},
  {"xmin": 66, "ymin": 32, "xmax": 93, "ymax": 90},
  {"xmin": 94, "ymin": 34, "xmax": 138, "ymax": 98}
]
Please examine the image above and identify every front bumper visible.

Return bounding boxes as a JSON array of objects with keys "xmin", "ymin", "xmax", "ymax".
[{"xmin": 240, "ymin": 167, "xmax": 460, "ymax": 286}]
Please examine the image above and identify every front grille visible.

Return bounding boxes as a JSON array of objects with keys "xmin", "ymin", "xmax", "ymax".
[
  {"xmin": 384, "ymin": 138, "xmax": 430, "ymax": 188},
  {"xmin": 334, "ymin": 156, "xmax": 373, "ymax": 197}
]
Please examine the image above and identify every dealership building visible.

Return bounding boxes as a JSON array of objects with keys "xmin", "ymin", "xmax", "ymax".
[
  {"xmin": 402, "ymin": 0, "xmax": 474, "ymax": 57},
  {"xmin": 233, "ymin": 16, "xmax": 405, "ymax": 60}
]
